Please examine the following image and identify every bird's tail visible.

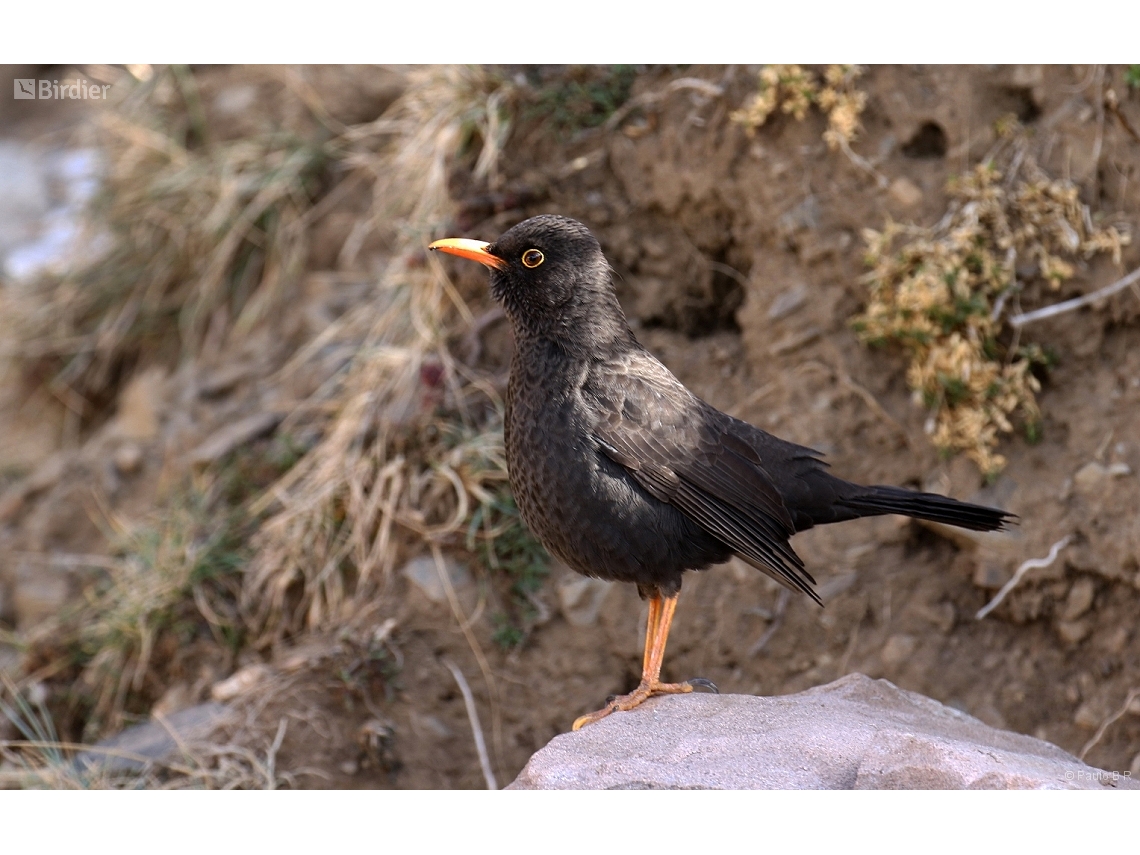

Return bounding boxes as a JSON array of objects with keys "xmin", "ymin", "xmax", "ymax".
[{"xmin": 838, "ymin": 485, "xmax": 1013, "ymax": 532}]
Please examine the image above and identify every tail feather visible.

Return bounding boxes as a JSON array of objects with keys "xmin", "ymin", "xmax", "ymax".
[{"xmin": 839, "ymin": 485, "xmax": 1014, "ymax": 532}]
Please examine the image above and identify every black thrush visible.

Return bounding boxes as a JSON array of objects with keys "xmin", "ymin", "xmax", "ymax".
[{"xmin": 430, "ymin": 214, "xmax": 1013, "ymax": 731}]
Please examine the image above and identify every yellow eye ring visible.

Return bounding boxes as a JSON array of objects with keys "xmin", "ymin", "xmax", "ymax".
[{"xmin": 521, "ymin": 249, "xmax": 544, "ymax": 268}]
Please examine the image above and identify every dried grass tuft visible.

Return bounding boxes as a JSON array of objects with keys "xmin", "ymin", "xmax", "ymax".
[
  {"xmin": 853, "ymin": 127, "xmax": 1130, "ymax": 474},
  {"xmin": 731, "ymin": 64, "xmax": 867, "ymax": 150},
  {"xmin": 1, "ymin": 675, "xmax": 296, "ymax": 789},
  {"xmin": 18, "ymin": 476, "xmax": 246, "ymax": 739},
  {"xmin": 244, "ymin": 66, "xmax": 518, "ymax": 643},
  {"xmin": 6, "ymin": 66, "xmax": 324, "ymax": 427}
]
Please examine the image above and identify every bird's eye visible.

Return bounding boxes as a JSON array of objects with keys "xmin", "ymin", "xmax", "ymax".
[{"xmin": 521, "ymin": 249, "xmax": 544, "ymax": 268}]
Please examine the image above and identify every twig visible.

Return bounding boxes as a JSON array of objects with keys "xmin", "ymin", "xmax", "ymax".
[
  {"xmin": 975, "ymin": 535, "xmax": 1072, "ymax": 620},
  {"xmin": 834, "ymin": 135, "xmax": 889, "ymax": 189},
  {"xmin": 749, "ymin": 588, "xmax": 790, "ymax": 656},
  {"xmin": 603, "ymin": 77, "xmax": 725, "ymax": 132},
  {"xmin": 442, "ymin": 658, "xmax": 497, "ymax": 790},
  {"xmin": 1008, "ymin": 265, "xmax": 1140, "ymax": 328},
  {"xmin": 265, "ymin": 718, "xmax": 288, "ymax": 790},
  {"xmin": 1105, "ymin": 88, "xmax": 1140, "ymax": 145},
  {"xmin": 1090, "ymin": 66, "xmax": 1106, "ymax": 183},
  {"xmin": 1079, "ymin": 686, "xmax": 1140, "ymax": 762},
  {"xmin": 726, "ymin": 382, "xmax": 775, "ymax": 419},
  {"xmin": 432, "ymin": 545, "xmax": 502, "ymax": 781}
]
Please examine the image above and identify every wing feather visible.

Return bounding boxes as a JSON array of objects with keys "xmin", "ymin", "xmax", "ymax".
[{"xmin": 586, "ymin": 351, "xmax": 820, "ymax": 602}]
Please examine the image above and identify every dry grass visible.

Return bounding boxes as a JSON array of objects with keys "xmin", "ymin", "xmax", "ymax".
[
  {"xmin": 1, "ymin": 675, "xmax": 296, "ymax": 789},
  {"xmin": 852, "ymin": 126, "xmax": 1130, "ymax": 474},
  {"xmin": 17, "ymin": 475, "xmax": 246, "ymax": 739},
  {"xmin": 5, "ymin": 66, "xmax": 324, "ymax": 431},
  {"xmin": 243, "ymin": 66, "xmax": 519, "ymax": 642},
  {"xmin": 0, "ymin": 67, "xmax": 533, "ymax": 780}
]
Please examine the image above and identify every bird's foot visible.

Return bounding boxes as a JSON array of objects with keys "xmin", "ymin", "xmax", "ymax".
[{"xmin": 571, "ymin": 677, "xmax": 714, "ymax": 731}]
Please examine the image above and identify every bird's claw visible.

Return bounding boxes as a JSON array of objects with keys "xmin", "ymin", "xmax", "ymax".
[{"xmin": 686, "ymin": 677, "xmax": 719, "ymax": 694}]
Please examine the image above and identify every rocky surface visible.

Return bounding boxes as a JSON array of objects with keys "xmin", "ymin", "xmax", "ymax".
[
  {"xmin": 73, "ymin": 702, "xmax": 230, "ymax": 774},
  {"xmin": 509, "ymin": 674, "xmax": 1136, "ymax": 790}
]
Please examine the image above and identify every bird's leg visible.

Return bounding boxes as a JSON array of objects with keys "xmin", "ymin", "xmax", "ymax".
[{"xmin": 572, "ymin": 592, "xmax": 703, "ymax": 731}]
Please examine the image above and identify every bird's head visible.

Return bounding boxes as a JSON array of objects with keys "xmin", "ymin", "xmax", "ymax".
[{"xmin": 430, "ymin": 214, "xmax": 632, "ymax": 353}]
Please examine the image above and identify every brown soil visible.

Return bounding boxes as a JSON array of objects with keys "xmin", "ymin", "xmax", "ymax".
[{"xmin": 3, "ymin": 64, "xmax": 1139, "ymax": 788}]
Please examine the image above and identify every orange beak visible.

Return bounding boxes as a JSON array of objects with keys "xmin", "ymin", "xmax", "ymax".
[{"xmin": 428, "ymin": 238, "xmax": 506, "ymax": 271}]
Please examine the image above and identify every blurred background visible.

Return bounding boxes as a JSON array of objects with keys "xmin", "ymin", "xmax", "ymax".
[{"xmin": 0, "ymin": 64, "xmax": 1137, "ymax": 788}]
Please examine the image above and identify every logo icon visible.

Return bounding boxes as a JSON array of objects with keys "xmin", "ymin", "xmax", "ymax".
[{"xmin": 14, "ymin": 79, "xmax": 36, "ymax": 99}]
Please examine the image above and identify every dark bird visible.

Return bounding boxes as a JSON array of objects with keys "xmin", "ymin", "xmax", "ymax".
[{"xmin": 430, "ymin": 214, "xmax": 1013, "ymax": 731}]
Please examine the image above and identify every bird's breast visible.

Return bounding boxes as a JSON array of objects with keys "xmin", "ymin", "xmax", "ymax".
[{"xmin": 503, "ymin": 355, "xmax": 729, "ymax": 588}]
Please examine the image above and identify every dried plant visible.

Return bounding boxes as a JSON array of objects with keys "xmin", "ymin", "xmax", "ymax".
[
  {"xmin": 731, "ymin": 64, "xmax": 867, "ymax": 150},
  {"xmin": 244, "ymin": 66, "xmax": 518, "ymax": 642},
  {"xmin": 853, "ymin": 131, "xmax": 1130, "ymax": 474},
  {"xmin": 6, "ymin": 66, "xmax": 323, "ymax": 422}
]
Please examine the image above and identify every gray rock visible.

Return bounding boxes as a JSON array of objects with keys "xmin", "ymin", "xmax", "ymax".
[
  {"xmin": 557, "ymin": 574, "xmax": 614, "ymax": 627},
  {"xmin": 74, "ymin": 703, "xmax": 230, "ymax": 774},
  {"xmin": 401, "ymin": 555, "xmax": 471, "ymax": 604},
  {"xmin": 509, "ymin": 674, "xmax": 1135, "ymax": 790}
]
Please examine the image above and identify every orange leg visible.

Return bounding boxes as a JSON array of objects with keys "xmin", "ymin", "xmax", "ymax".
[{"xmin": 572, "ymin": 592, "xmax": 712, "ymax": 731}]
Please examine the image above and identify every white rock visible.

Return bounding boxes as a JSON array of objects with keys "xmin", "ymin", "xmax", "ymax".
[
  {"xmin": 557, "ymin": 575, "xmax": 614, "ymax": 627},
  {"xmin": 401, "ymin": 555, "xmax": 471, "ymax": 604},
  {"xmin": 210, "ymin": 664, "xmax": 272, "ymax": 701}
]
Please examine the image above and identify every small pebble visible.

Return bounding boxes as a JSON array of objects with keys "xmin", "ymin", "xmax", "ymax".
[
  {"xmin": 1061, "ymin": 578, "xmax": 1095, "ymax": 622},
  {"xmin": 888, "ymin": 176, "xmax": 923, "ymax": 209},
  {"xmin": 881, "ymin": 634, "xmax": 917, "ymax": 667},
  {"xmin": 113, "ymin": 442, "xmax": 143, "ymax": 475},
  {"xmin": 1057, "ymin": 618, "xmax": 1091, "ymax": 645}
]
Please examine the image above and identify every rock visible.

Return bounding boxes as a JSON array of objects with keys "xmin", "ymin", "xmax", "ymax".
[
  {"xmin": 767, "ymin": 284, "xmax": 809, "ymax": 320},
  {"xmin": 115, "ymin": 367, "xmax": 167, "ymax": 440},
  {"xmin": 210, "ymin": 664, "xmax": 273, "ymax": 702},
  {"xmin": 213, "ymin": 84, "xmax": 257, "ymax": 116},
  {"xmin": 1057, "ymin": 618, "xmax": 1091, "ymax": 645},
  {"xmin": 113, "ymin": 442, "xmax": 143, "ymax": 475},
  {"xmin": 1074, "ymin": 699, "xmax": 1109, "ymax": 730},
  {"xmin": 888, "ymin": 177, "xmax": 923, "ymax": 209},
  {"xmin": 1073, "ymin": 462, "xmax": 1109, "ymax": 497},
  {"xmin": 74, "ymin": 703, "xmax": 230, "ymax": 774},
  {"xmin": 557, "ymin": 574, "xmax": 614, "ymax": 627},
  {"xmin": 973, "ymin": 559, "xmax": 1011, "ymax": 590},
  {"xmin": 916, "ymin": 601, "xmax": 956, "ymax": 634},
  {"xmin": 1102, "ymin": 626, "xmax": 1130, "ymax": 655},
  {"xmin": 1061, "ymin": 578, "xmax": 1096, "ymax": 622},
  {"xmin": 1072, "ymin": 461, "xmax": 1129, "ymax": 497},
  {"xmin": 189, "ymin": 412, "xmax": 284, "ymax": 465},
  {"xmin": 400, "ymin": 555, "xmax": 472, "ymax": 604},
  {"xmin": 881, "ymin": 634, "xmax": 918, "ymax": 667},
  {"xmin": 509, "ymin": 675, "xmax": 1135, "ymax": 790},
  {"xmin": 768, "ymin": 326, "xmax": 821, "ymax": 356}
]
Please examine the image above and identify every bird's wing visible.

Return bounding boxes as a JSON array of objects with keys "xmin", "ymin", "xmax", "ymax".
[{"xmin": 585, "ymin": 350, "xmax": 820, "ymax": 601}]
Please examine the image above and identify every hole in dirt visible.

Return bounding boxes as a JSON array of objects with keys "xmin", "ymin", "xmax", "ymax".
[
  {"xmin": 902, "ymin": 122, "xmax": 948, "ymax": 159},
  {"xmin": 994, "ymin": 86, "xmax": 1042, "ymax": 124},
  {"xmin": 643, "ymin": 251, "xmax": 745, "ymax": 338},
  {"xmin": 701, "ymin": 253, "xmax": 746, "ymax": 335}
]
